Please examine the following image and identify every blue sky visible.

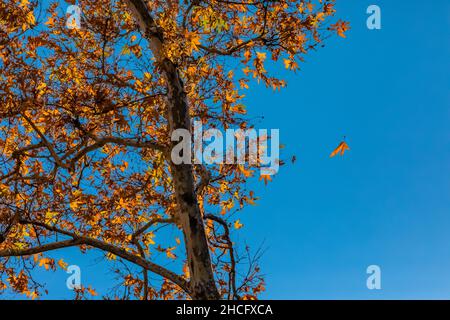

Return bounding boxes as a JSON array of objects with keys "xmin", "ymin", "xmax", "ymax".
[
  {"xmin": 242, "ymin": 0, "xmax": 450, "ymax": 299},
  {"xmin": 6, "ymin": 0, "xmax": 449, "ymax": 299}
]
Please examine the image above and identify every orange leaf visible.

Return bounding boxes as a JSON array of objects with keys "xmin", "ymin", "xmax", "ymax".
[
  {"xmin": 330, "ymin": 141, "xmax": 350, "ymax": 158},
  {"xmin": 259, "ymin": 174, "xmax": 272, "ymax": 185},
  {"xmin": 38, "ymin": 257, "xmax": 53, "ymax": 270},
  {"xmin": 87, "ymin": 286, "xmax": 98, "ymax": 296}
]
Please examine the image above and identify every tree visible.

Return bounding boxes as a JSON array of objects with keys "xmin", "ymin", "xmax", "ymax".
[{"xmin": 0, "ymin": 0, "xmax": 348, "ymax": 300}]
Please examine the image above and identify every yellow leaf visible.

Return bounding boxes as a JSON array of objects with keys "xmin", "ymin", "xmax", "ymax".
[
  {"xmin": 29, "ymin": 291, "xmax": 39, "ymax": 300},
  {"xmin": 166, "ymin": 247, "xmax": 176, "ymax": 259},
  {"xmin": 143, "ymin": 232, "xmax": 155, "ymax": 245},
  {"xmin": 38, "ymin": 258, "xmax": 53, "ymax": 270},
  {"xmin": 25, "ymin": 12, "xmax": 36, "ymax": 25},
  {"xmin": 106, "ymin": 252, "xmax": 117, "ymax": 260},
  {"xmin": 234, "ymin": 219, "xmax": 243, "ymax": 230},
  {"xmin": 36, "ymin": 82, "xmax": 47, "ymax": 94},
  {"xmin": 19, "ymin": 0, "xmax": 29, "ymax": 8},
  {"xmin": 186, "ymin": 31, "xmax": 201, "ymax": 52},
  {"xmin": 283, "ymin": 58, "xmax": 298, "ymax": 70},
  {"xmin": 69, "ymin": 201, "xmax": 79, "ymax": 211},
  {"xmin": 256, "ymin": 51, "xmax": 266, "ymax": 61},
  {"xmin": 57, "ymin": 259, "xmax": 68, "ymax": 270}
]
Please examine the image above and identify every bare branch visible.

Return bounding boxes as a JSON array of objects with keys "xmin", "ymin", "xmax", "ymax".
[{"xmin": 204, "ymin": 214, "xmax": 239, "ymax": 299}]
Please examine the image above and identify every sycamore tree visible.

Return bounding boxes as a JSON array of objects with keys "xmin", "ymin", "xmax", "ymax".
[{"xmin": 0, "ymin": 0, "xmax": 348, "ymax": 300}]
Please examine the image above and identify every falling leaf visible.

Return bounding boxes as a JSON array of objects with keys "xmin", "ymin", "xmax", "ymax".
[{"xmin": 330, "ymin": 141, "xmax": 350, "ymax": 158}]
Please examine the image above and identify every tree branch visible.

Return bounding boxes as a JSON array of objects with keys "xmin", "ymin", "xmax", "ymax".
[
  {"xmin": 1, "ymin": 219, "xmax": 191, "ymax": 296},
  {"xmin": 204, "ymin": 214, "xmax": 239, "ymax": 299},
  {"xmin": 69, "ymin": 136, "xmax": 166, "ymax": 165},
  {"xmin": 132, "ymin": 217, "xmax": 174, "ymax": 242},
  {"xmin": 0, "ymin": 239, "xmax": 83, "ymax": 257}
]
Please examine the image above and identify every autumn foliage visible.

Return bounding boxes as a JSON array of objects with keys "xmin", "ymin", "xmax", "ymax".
[{"xmin": 0, "ymin": 0, "xmax": 347, "ymax": 299}]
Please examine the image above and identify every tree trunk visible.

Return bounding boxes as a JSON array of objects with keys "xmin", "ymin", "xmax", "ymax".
[
  {"xmin": 124, "ymin": 0, "xmax": 220, "ymax": 300},
  {"xmin": 163, "ymin": 60, "xmax": 220, "ymax": 300}
]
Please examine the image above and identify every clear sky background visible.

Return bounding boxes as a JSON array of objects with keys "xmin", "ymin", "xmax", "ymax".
[
  {"xmin": 244, "ymin": 0, "xmax": 450, "ymax": 299},
  {"xmin": 6, "ymin": 0, "xmax": 449, "ymax": 299}
]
